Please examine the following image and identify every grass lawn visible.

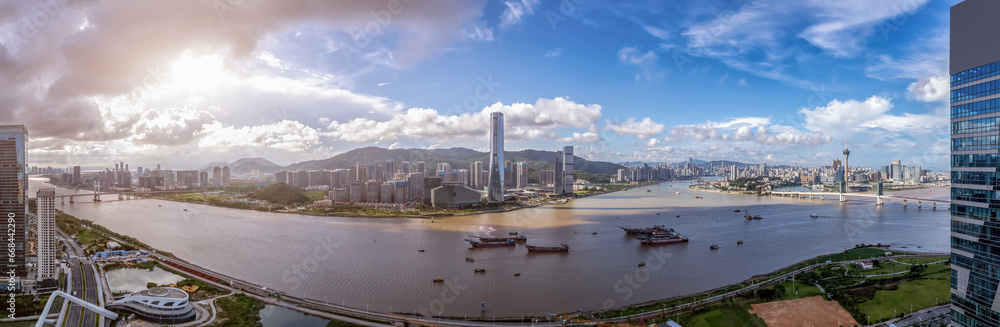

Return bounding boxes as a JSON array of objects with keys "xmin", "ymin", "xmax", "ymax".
[
  {"xmin": 75, "ymin": 228, "xmax": 102, "ymax": 245},
  {"xmin": 169, "ymin": 192, "xmax": 236, "ymax": 202},
  {"xmin": 773, "ymin": 280, "xmax": 825, "ymax": 301},
  {"xmin": 856, "ymin": 264, "xmax": 950, "ymax": 322},
  {"xmin": 686, "ymin": 306, "xmax": 766, "ymax": 327},
  {"xmin": 305, "ymin": 190, "xmax": 328, "ymax": 202}
]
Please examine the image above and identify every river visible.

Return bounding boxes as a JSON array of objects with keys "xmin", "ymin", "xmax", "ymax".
[{"xmin": 30, "ymin": 177, "xmax": 950, "ymax": 317}]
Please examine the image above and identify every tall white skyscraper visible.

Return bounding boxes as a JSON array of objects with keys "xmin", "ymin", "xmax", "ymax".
[
  {"xmin": 487, "ymin": 112, "xmax": 504, "ymax": 202},
  {"xmin": 563, "ymin": 146, "xmax": 574, "ymax": 194},
  {"xmin": 37, "ymin": 188, "xmax": 57, "ymax": 281}
]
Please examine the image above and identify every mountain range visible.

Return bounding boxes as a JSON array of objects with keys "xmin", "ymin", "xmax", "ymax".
[
  {"xmin": 281, "ymin": 147, "xmax": 625, "ymax": 175},
  {"xmin": 199, "ymin": 157, "xmax": 283, "ymax": 175}
]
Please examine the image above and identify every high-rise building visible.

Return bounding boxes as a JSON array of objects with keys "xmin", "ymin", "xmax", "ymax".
[
  {"xmin": 401, "ymin": 161, "xmax": 411, "ymax": 175},
  {"xmin": 368, "ymin": 161, "xmax": 377, "ymax": 181},
  {"xmin": 515, "ymin": 162, "xmax": 529, "ymax": 188},
  {"xmin": 275, "ymin": 170, "xmax": 288, "ymax": 184},
  {"xmin": 0, "ymin": 125, "xmax": 27, "ymax": 277},
  {"xmin": 554, "ymin": 150, "xmax": 564, "ymax": 195},
  {"xmin": 832, "ymin": 159, "xmax": 841, "ymax": 172},
  {"xmin": 416, "ymin": 161, "xmax": 426, "ymax": 176},
  {"xmin": 36, "ymin": 188, "xmax": 56, "ymax": 281},
  {"xmin": 950, "ymin": 1, "xmax": 1000, "ymax": 325},
  {"xmin": 471, "ymin": 161, "xmax": 484, "ymax": 190},
  {"xmin": 212, "ymin": 166, "xmax": 222, "ymax": 187},
  {"xmin": 562, "ymin": 146, "xmax": 574, "ymax": 194},
  {"xmin": 437, "ymin": 162, "xmax": 451, "ymax": 183},
  {"xmin": 222, "ymin": 166, "xmax": 231, "ymax": 186},
  {"xmin": 487, "ymin": 112, "xmax": 504, "ymax": 202},
  {"xmin": 73, "ymin": 166, "xmax": 81, "ymax": 186}
]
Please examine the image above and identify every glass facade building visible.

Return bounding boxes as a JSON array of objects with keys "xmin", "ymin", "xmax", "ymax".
[
  {"xmin": 951, "ymin": 1, "xmax": 1000, "ymax": 325},
  {"xmin": 0, "ymin": 125, "xmax": 27, "ymax": 278}
]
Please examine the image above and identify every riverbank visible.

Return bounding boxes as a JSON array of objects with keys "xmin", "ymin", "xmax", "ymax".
[{"xmin": 155, "ymin": 181, "xmax": 663, "ymax": 219}]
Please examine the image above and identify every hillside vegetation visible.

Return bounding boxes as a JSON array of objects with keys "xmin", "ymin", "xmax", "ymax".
[{"xmin": 249, "ymin": 183, "xmax": 309, "ymax": 205}]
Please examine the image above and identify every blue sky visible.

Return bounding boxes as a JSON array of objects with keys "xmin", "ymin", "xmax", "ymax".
[{"xmin": 0, "ymin": 0, "xmax": 957, "ymax": 170}]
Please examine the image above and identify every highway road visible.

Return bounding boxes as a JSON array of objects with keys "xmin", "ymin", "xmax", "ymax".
[{"xmin": 59, "ymin": 228, "xmax": 101, "ymax": 327}]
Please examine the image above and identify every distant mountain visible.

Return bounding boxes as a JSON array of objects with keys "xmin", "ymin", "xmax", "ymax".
[
  {"xmin": 200, "ymin": 157, "xmax": 283, "ymax": 175},
  {"xmin": 283, "ymin": 147, "xmax": 625, "ymax": 175}
]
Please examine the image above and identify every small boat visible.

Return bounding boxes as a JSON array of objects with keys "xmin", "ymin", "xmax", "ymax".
[
  {"xmin": 418, "ymin": 249, "xmax": 425, "ymax": 252},
  {"xmin": 592, "ymin": 232, "xmax": 597, "ymax": 235},
  {"xmin": 810, "ymin": 214, "xmax": 819, "ymax": 218},
  {"xmin": 474, "ymin": 268, "xmax": 486, "ymax": 273},
  {"xmin": 471, "ymin": 235, "xmax": 527, "ymax": 243},
  {"xmin": 432, "ymin": 278, "xmax": 444, "ymax": 283},
  {"xmin": 183, "ymin": 209, "xmax": 188, "ymax": 212},
  {"xmin": 656, "ymin": 213, "xmax": 660, "ymax": 215},
  {"xmin": 158, "ymin": 204, "xmax": 162, "ymax": 207},
  {"xmin": 737, "ymin": 240, "xmax": 744, "ymax": 245},
  {"xmin": 693, "ymin": 196, "xmax": 702, "ymax": 199},
  {"xmin": 465, "ymin": 257, "xmax": 475, "ymax": 262},
  {"xmin": 676, "ymin": 192, "xmax": 681, "ymax": 194},
  {"xmin": 744, "ymin": 210, "xmax": 762, "ymax": 220},
  {"xmin": 526, "ymin": 244, "xmax": 569, "ymax": 252},
  {"xmin": 710, "ymin": 245, "xmax": 719, "ymax": 250},
  {"xmin": 514, "ymin": 273, "xmax": 521, "ymax": 277},
  {"xmin": 465, "ymin": 239, "xmax": 517, "ymax": 248},
  {"xmin": 509, "ymin": 232, "xmax": 519, "ymax": 235},
  {"xmin": 676, "ymin": 215, "xmax": 680, "ymax": 217},
  {"xmin": 647, "ymin": 189, "xmax": 651, "ymax": 192},
  {"xmin": 638, "ymin": 262, "xmax": 646, "ymax": 267},
  {"xmin": 733, "ymin": 209, "xmax": 741, "ymax": 213}
]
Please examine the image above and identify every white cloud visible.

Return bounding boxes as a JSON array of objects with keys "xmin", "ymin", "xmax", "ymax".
[
  {"xmin": 559, "ymin": 132, "xmax": 602, "ymax": 143},
  {"xmin": 739, "ymin": 78, "xmax": 748, "ymax": 86},
  {"xmin": 606, "ymin": 117, "xmax": 665, "ymax": 139},
  {"xmin": 719, "ymin": 73, "xmax": 729, "ymax": 85},
  {"xmin": 798, "ymin": 96, "xmax": 945, "ymax": 140},
  {"xmin": 664, "ymin": 116, "xmax": 831, "ymax": 147},
  {"xmin": 618, "ymin": 47, "xmax": 657, "ymax": 66},
  {"xmin": 499, "ymin": 0, "xmax": 541, "ymax": 29},
  {"xmin": 907, "ymin": 75, "xmax": 948, "ymax": 102},
  {"xmin": 325, "ymin": 97, "xmax": 603, "ymax": 143},
  {"xmin": 644, "ymin": 138, "xmax": 662, "ymax": 147},
  {"xmin": 642, "ymin": 25, "xmax": 670, "ymax": 40},
  {"xmin": 388, "ymin": 142, "xmax": 401, "ymax": 149},
  {"xmin": 466, "ymin": 24, "xmax": 495, "ymax": 42},
  {"xmin": 799, "ymin": 0, "xmax": 931, "ymax": 57},
  {"xmin": 545, "ymin": 48, "xmax": 563, "ymax": 57}
]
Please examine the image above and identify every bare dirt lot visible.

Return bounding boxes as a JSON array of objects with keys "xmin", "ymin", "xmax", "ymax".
[{"xmin": 749, "ymin": 296, "xmax": 858, "ymax": 327}]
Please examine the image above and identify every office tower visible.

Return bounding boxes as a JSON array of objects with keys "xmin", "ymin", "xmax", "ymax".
[
  {"xmin": 402, "ymin": 161, "xmax": 411, "ymax": 175},
  {"xmin": 554, "ymin": 150, "xmax": 564, "ymax": 195},
  {"xmin": 407, "ymin": 173, "xmax": 423, "ymax": 199},
  {"xmin": 0, "ymin": 125, "xmax": 27, "ymax": 277},
  {"xmin": 515, "ymin": 162, "xmax": 529, "ymax": 188},
  {"xmin": 36, "ymin": 188, "xmax": 56, "ymax": 281},
  {"xmin": 563, "ymin": 146, "xmax": 574, "ymax": 194},
  {"xmin": 843, "ymin": 142, "xmax": 851, "ymax": 182},
  {"xmin": 417, "ymin": 161, "xmax": 426, "ymax": 176},
  {"xmin": 73, "ymin": 166, "xmax": 81, "ymax": 186},
  {"xmin": 222, "ymin": 166, "xmax": 230, "ymax": 186},
  {"xmin": 951, "ymin": 1, "xmax": 1000, "ymax": 325},
  {"xmin": 487, "ymin": 112, "xmax": 504, "ymax": 202},
  {"xmin": 471, "ymin": 161, "xmax": 484, "ymax": 189},
  {"xmin": 385, "ymin": 161, "xmax": 395, "ymax": 181},
  {"xmin": 212, "ymin": 166, "xmax": 221, "ymax": 187},
  {"xmin": 437, "ymin": 162, "xmax": 451, "ymax": 183}
]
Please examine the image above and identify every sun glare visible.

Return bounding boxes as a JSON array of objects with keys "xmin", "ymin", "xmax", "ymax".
[{"xmin": 169, "ymin": 52, "xmax": 228, "ymax": 91}]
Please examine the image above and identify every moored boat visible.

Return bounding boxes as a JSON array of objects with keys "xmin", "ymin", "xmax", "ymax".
[
  {"xmin": 471, "ymin": 235, "xmax": 527, "ymax": 242},
  {"xmin": 432, "ymin": 278, "xmax": 444, "ymax": 283},
  {"xmin": 744, "ymin": 210, "xmax": 762, "ymax": 220},
  {"xmin": 526, "ymin": 244, "xmax": 569, "ymax": 252},
  {"xmin": 474, "ymin": 268, "xmax": 486, "ymax": 273},
  {"xmin": 710, "ymin": 244, "xmax": 719, "ymax": 249},
  {"xmin": 810, "ymin": 214, "xmax": 819, "ymax": 218},
  {"xmin": 465, "ymin": 239, "xmax": 516, "ymax": 248},
  {"xmin": 639, "ymin": 235, "xmax": 689, "ymax": 245}
]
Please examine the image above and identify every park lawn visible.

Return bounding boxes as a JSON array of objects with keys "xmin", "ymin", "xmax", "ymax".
[
  {"xmin": 170, "ymin": 192, "xmax": 235, "ymax": 202},
  {"xmin": 75, "ymin": 228, "xmax": 103, "ymax": 245},
  {"xmin": 686, "ymin": 306, "xmax": 766, "ymax": 327},
  {"xmin": 772, "ymin": 281, "xmax": 825, "ymax": 301},
  {"xmin": 856, "ymin": 265, "xmax": 950, "ymax": 322}
]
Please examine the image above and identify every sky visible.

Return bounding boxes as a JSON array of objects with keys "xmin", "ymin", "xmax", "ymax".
[{"xmin": 0, "ymin": 0, "xmax": 957, "ymax": 170}]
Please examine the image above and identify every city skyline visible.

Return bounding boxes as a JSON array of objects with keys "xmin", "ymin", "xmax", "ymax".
[{"xmin": 0, "ymin": 0, "xmax": 955, "ymax": 171}]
